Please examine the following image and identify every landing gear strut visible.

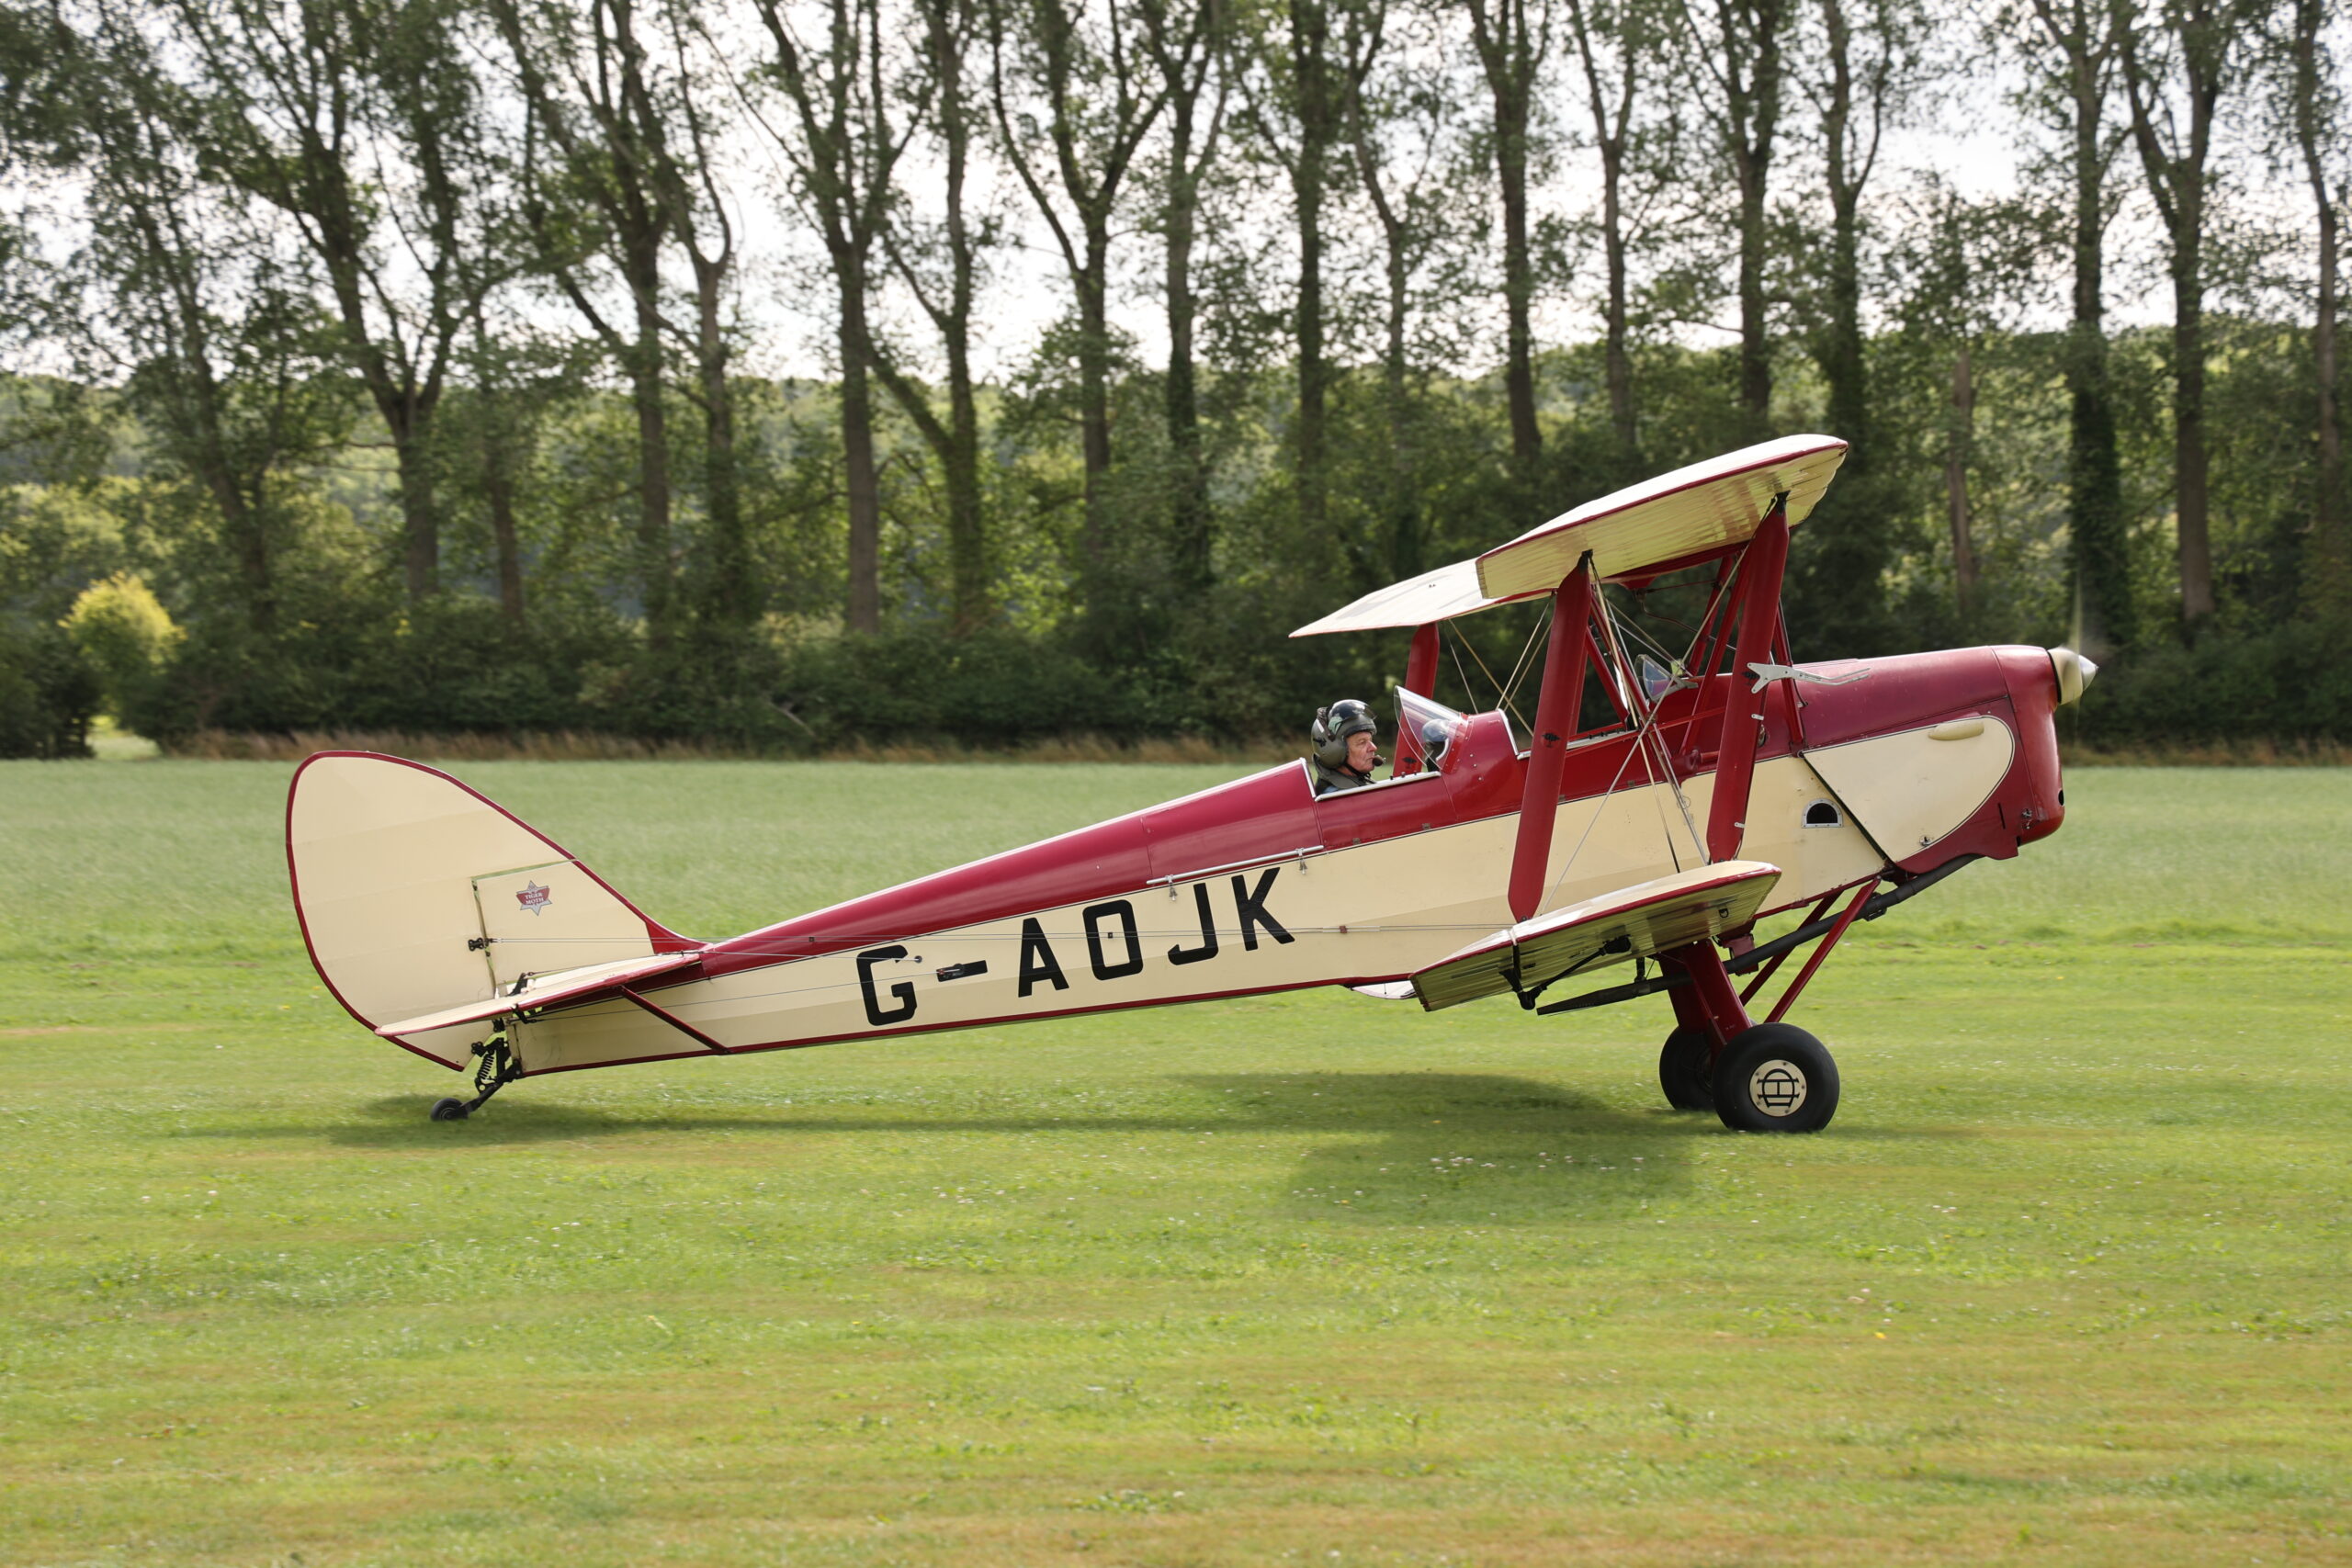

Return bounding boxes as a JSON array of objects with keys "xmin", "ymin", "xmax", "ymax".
[{"xmin": 429, "ymin": 1031, "xmax": 519, "ymax": 1122}]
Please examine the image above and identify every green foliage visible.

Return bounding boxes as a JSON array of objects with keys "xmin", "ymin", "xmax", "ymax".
[
  {"xmin": 62, "ymin": 570, "xmax": 179, "ymax": 719},
  {"xmin": 0, "ymin": 615, "xmax": 98, "ymax": 758},
  {"xmin": 2079, "ymin": 619, "xmax": 2352, "ymax": 742}
]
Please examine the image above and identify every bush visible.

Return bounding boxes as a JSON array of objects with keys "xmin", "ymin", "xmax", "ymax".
[
  {"xmin": 62, "ymin": 572, "xmax": 181, "ymax": 721},
  {"xmin": 2077, "ymin": 620, "xmax": 2352, "ymax": 744},
  {"xmin": 778, "ymin": 626, "xmax": 1122, "ymax": 747},
  {"xmin": 0, "ymin": 617, "xmax": 100, "ymax": 758}
]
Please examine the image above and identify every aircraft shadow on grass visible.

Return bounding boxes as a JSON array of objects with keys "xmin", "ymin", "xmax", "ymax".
[{"xmin": 187, "ymin": 1070, "xmax": 1713, "ymax": 1222}]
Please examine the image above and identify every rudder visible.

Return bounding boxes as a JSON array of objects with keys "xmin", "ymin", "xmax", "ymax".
[{"xmin": 287, "ymin": 751, "xmax": 688, "ymax": 1067}]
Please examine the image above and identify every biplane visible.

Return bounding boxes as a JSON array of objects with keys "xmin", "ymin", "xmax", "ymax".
[{"xmin": 287, "ymin": 434, "xmax": 2093, "ymax": 1133}]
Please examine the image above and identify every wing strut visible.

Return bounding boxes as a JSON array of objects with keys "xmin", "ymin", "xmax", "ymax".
[
  {"xmin": 1507, "ymin": 555, "xmax": 1597, "ymax": 922},
  {"xmin": 1702, "ymin": 497, "xmax": 1792, "ymax": 863}
]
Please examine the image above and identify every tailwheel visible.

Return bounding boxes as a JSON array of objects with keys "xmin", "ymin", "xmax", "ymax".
[
  {"xmin": 425, "ymin": 1030, "xmax": 519, "ymax": 1122},
  {"xmin": 1712, "ymin": 1023, "xmax": 1839, "ymax": 1134},
  {"xmin": 1657, "ymin": 1027, "xmax": 1713, "ymax": 1111}
]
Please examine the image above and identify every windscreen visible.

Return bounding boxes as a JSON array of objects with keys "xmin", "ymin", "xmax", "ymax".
[{"xmin": 1395, "ymin": 687, "xmax": 1468, "ymax": 773}]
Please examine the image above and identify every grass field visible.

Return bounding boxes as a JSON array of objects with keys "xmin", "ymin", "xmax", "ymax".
[{"xmin": 2, "ymin": 760, "xmax": 2348, "ymax": 1566}]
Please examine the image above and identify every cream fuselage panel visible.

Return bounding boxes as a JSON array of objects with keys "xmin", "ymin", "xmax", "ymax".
[
  {"xmin": 1804, "ymin": 716, "xmax": 2017, "ymax": 859},
  {"xmin": 513, "ymin": 753, "xmax": 1886, "ymax": 1073}
]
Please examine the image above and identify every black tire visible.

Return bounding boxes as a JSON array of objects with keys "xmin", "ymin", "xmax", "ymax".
[
  {"xmin": 1657, "ymin": 1027, "xmax": 1714, "ymax": 1111},
  {"xmin": 429, "ymin": 1097, "xmax": 470, "ymax": 1122},
  {"xmin": 1712, "ymin": 1023, "xmax": 1839, "ymax": 1134}
]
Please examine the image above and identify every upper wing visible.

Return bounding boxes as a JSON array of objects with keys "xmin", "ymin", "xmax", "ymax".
[
  {"xmin": 1476, "ymin": 434, "xmax": 1846, "ymax": 600},
  {"xmin": 1408, "ymin": 861, "xmax": 1781, "ymax": 1012},
  {"xmin": 1289, "ymin": 435, "xmax": 1846, "ymax": 637}
]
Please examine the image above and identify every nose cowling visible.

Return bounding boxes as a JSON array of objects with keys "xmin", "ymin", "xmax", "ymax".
[{"xmin": 2047, "ymin": 646, "xmax": 2099, "ymax": 706}]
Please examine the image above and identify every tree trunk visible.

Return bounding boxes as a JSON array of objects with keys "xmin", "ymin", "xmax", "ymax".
[
  {"xmin": 388, "ymin": 412, "xmax": 440, "ymax": 603},
  {"xmin": 627, "ymin": 237, "xmax": 674, "ymax": 648},
  {"xmin": 2292, "ymin": 0, "xmax": 2344, "ymax": 611},
  {"xmin": 940, "ymin": 53, "xmax": 989, "ymax": 635},
  {"xmin": 840, "ymin": 262, "xmax": 883, "ymax": 637},
  {"xmin": 1384, "ymin": 276, "xmax": 1419, "ymax": 581},
  {"xmin": 1494, "ymin": 69, "xmax": 1540, "ymax": 467},
  {"xmin": 1818, "ymin": 0, "xmax": 1865, "ymax": 454},
  {"xmin": 2045, "ymin": 0, "xmax": 2130, "ymax": 655},
  {"xmin": 1464, "ymin": 0, "xmax": 1544, "ymax": 469},
  {"xmin": 693, "ymin": 253, "xmax": 750, "ymax": 630},
  {"xmin": 203, "ymin": 466, "xmax": 275, "ymax": 635},
  {"xmin": 1946, "ymin": 339, "xmax": 1977, "ymax": 606},
  {"xmin": 1599, "ymin": 136, "xmax": 1634, "ymax": 452},
  {"xmin": 484, "ymin": 428, "xmax": 526, "ymax": 626},
  {"xmin": 1567, "ymin": 0, "xmax": 1637, "ymax": 456},
  {"xmin": 2116, "ymin": 0, "xmax": 2231, "ymax": 633},
  {"xmin": 2170, "ymin": 204, "xmax": 2214, "ymax": 624},
  {"xmin": 1164, "ymin": 80, "xmax": 1210, "ymax": 595},
  {"xmin": 1291, "ymin": 0, "xmax": 1333, "ymax": 535},
  {"xmin": 1077, "ymin": 225, "xmax": 1114, "ymax": 599},
  {"xmin": 1713, "ymin": 0, "xmax": 1784, "ymax": 436},
  {"xmin": 2312, "ymin": 183, "xmax": 2345, "ymax": 611},
  {"xmin": 945, "ymin": 355, "xmax": 986, "ymax": 633},
  {"xmin": 1344, "ymin": 18, "xmax": 1420, "ymax": 581}
]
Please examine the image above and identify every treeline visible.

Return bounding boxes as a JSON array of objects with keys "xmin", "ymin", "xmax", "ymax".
[{"xmin": 0, "ymin": 0, "xmax": 2346, "ymax": 759}]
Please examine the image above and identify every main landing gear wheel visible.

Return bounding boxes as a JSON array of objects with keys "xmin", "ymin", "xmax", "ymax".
[
  {"xmin": 1712, "ymin": 1023, "xmax": 1839, "ymax": 1134},
  {"xmin": 1657, "ymin": 1028, "xmax": 1714, "ymax": 1111}
]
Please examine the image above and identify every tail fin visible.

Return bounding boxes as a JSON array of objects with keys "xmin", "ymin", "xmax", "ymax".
[{"xmin": 287, "ymin": 751, "xmax": 691, "ymax": 1067}]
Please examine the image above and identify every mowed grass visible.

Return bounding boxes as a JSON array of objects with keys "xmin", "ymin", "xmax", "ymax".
[{"xmin": 1, "ymin": 761, "xmax": 2347, "ymax": 1567}]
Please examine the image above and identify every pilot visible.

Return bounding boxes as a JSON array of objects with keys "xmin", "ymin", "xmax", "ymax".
[{"xmin": 1310, "ymin": 700, "xmax": 1384, "ymax": 795}]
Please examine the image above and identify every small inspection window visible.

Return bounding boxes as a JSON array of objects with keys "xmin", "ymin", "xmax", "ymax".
[{"xmin": 1803, "ymin": 799, "xmax": 1843, "ymax": 828}]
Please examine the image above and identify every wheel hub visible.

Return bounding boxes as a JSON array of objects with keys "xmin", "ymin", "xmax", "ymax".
[{"xmin": 1747, "ymin": 1058, "xmax": 1808, "ymax": 1116}]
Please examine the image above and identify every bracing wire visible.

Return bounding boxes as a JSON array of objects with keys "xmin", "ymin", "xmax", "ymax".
[{"xmin": 1454, "ymin": 621, "xmax": 1534, "ymax": 734}]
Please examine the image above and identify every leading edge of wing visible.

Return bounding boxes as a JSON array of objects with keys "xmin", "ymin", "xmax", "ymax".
[
  {"xmin": 1408, "ymin": 861, "xmax": 1782, "ymax": 1012},
  {"xmin": 1287, "ymin": 558, "xmax": 1547, "ymax": 638}
]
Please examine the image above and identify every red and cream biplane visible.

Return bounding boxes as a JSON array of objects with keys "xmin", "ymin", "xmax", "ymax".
[{"xmin": 287, "ymin": 434, "xmax": 2093, "ymax": 1132}]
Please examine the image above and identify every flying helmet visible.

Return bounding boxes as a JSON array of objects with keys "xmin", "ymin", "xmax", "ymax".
[{"xmin": 1313, "ymin": 699, "xmax": 1378, "ymax": 769}]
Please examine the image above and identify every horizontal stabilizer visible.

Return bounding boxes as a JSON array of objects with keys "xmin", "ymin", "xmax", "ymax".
[
  {"xmin": 375, "ymin": 949, "xmax": 704, "ymax": 1041},
  {"xmin": 1409, "ymin": 861, "xmax": 1781, "ymax": 1012}
]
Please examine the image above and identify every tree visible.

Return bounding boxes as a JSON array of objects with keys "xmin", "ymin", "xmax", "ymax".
[
  {"xmin": 51, "ymin": 4, "xmax": 349, "ymax": 635},
  {"xmin": 2015, "ymin": 0, "xmax": 2133, "ymax": 652},
  {"xmin": 176, "ymin": 0, "xmax": 514, "ymax": 604},
  {"xmin": 1681, "ymin": 0, "xmax": 1790, "ymax": 435},
  {"xmin": 752, "ymin": 0, "xmax": 924, "ymax": 637},
  {"xmin": 1564, "ymin": 0, "xmax": 1670, "ymax": 456},
  {"xmin": 1803, "ymin": 0, "xmax": 1919, "ymax": 454},
  {"xmin": 868, "ymin": 0, "xmax": 997, "ymax": 632},
  {"xmin": 2276, "ymin": 0, "xmax": 2346, "ymax": 612},
  {"xmin": 1460, "ymin": 0, "xmax": 1551, "ymax": 468},
  {"xmin": 1146, "ymin": 0, "xmax": 1229, "ymax": 595},
  {"xmin": 492, "ymin": 0, "xmax": 695, "ymax": 646},
  {"xmin": 991, "ymin": 0, "xmax": 1172, "ymax": 626},
  {"xmin": 1246, "ymin": 0, "xmax": 1347, "ymax": 535},
  {"xmin": 1339, "ymin": 0, "xmax": 1462, "ymax": 578},
  {"xmin": 1891, "ymin": 184, "xmax": 2035, "ymax": 613},
  {"xmin": 2114, "ymin": 0, "xmax": 2261, "ymax": 631}
]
